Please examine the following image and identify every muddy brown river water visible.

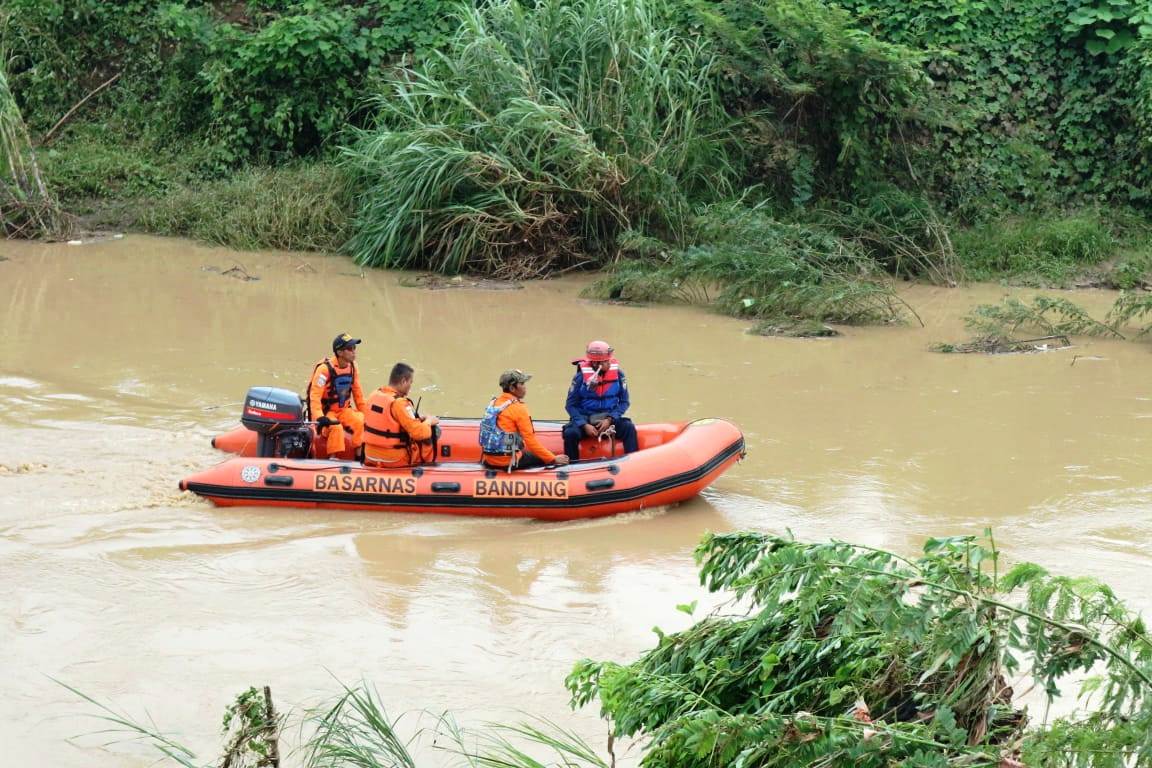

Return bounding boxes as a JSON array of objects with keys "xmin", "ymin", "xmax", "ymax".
[{"xmin": 2, "ymin": 235, "xmax": 1150, "ymax": 766}]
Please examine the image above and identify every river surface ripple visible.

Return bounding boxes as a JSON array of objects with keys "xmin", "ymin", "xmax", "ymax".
[{"xmin": 1, "ymin": 236, "xmax": 1149, "ymax": 766}]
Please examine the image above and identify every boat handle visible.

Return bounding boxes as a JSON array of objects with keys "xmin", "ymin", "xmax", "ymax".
[
  {"xmin": 585, "ymin": 478, "xmax": 615, "ymax": 491},
  {"xmin": 431, "ymin": 482, "xmax": 461, "ymax": 493},
  {"xmin": 264, "ymin": 475, "xmax": 293, "ymax": 487}
]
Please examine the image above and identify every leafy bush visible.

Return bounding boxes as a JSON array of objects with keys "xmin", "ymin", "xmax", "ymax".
[
  {"xmin": 199, "ymin": 1, "xmax": 458, "ymax": 163},
  {"xmin": 2, "ymin": 0, "xmax": 462, "ymax": 163},
  {"xmin": 961, "ymin": 291, "xmax": 1152, "ymax": 341},
  {"xmin": 341, "ymin": 0, "xmax": 735, "ymax": 276},
  {"xmin": 568, "ymin": 531, "xmax": 1152, "ymax": 768},
  {"xmin": 953, "ymin": 214, "xmax": 1117, "ymax": 284},
  {"xmin": 1064, "ymin": 0, "xmax": 1152, "ymax": 57},
  {"xmin": 588, "ymin": 204, "xmax": 906, "ymax": 325},
  {"xmin": 684, "ymin": 0, "xmax": 936, "ymax": 204},
  {"xmin": 0, "ymin": 0, "xmax": 168, "ymax": 131},
  {"xmin": 838, "ymin": 0, "xmax": 1152, "ymax": 212},
  {"xmin": 964, "ymin": 296, "xmax": 1122, "ymax": 340}
]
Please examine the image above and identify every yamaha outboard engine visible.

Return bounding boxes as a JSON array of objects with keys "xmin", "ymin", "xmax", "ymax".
[{"xmin": 240, "ymin": 387, "xmax": 313, "ymax": 459}]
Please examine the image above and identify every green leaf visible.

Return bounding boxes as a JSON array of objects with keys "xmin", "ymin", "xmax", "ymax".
[{"xmin": 918, "ymin": 649, "xmax": 954, "ymax": 683}]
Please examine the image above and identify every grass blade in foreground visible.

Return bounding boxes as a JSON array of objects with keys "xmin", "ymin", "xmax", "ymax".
[{"xmin": 0, "ymin": 47, "xmax": 66, "ymax": 239}]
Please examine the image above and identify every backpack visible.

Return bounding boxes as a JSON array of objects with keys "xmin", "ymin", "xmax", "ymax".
[{"xmin": 478, "ymin": 398, "xmax": 522, "ymax": 455}]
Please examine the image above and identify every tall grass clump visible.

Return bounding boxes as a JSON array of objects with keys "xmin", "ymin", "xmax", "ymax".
[
  {"xmin": 589, "ymin": 203, "xmax": 908, "ymax": 325},
  {"xmin": 0, "ymin": 48, "xmax": 65, "ymax": 238},
  {"xmin": 138, "ymin": 163, "xmax": 352, "ymax": 252},
  {"xmin": 342, "ymin": 0, "xmax": 735, "ymax": 277},
  {"xmin": 809, "ymin": 186, "xmax": 961, "ymax": 285},
  {"xmin": 954, "ymin": 213, "xmax": 1117, "ymax": 285}
]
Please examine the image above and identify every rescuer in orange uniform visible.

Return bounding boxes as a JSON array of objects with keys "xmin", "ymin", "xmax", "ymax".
[
  {"xmin": 479, "ymin": 369, "xmax": 569, "ymax": 470},
  {"xmin": 307, "ymin": 333, "xmax": 366, "ymax": 456},
  {"xmin": 363, "ymin": 362, "xmax": 440, "ymax": 467}
]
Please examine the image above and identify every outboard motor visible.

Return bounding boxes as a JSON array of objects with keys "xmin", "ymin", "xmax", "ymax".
[{"xmin": 240, "ymin": 386, "xmax": 313, "ymax": 459}]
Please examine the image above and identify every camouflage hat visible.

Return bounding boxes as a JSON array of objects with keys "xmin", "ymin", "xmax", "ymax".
[{"xmin": 499, "ymin": 369, "xmax": 532, "ymax": 389}]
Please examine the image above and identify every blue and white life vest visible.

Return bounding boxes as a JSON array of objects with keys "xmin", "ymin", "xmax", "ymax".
[{"xmin": 479, "ymin": 397, "xmax": 521, "ymax": 455}]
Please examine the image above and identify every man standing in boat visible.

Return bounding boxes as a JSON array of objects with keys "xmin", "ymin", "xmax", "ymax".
[
  {"xmin": 480, "ymin": 369, "xmax": 570, "ymax": 470},
  {"xmin": 307, "ymin": 333, "xmax": 366, "ymax": 457},
  {"xmin": 363, "ymin": 362, "xmax": 440, "ymax": 467},
  {"xmin": 562, "ymin": 340, "xmax": 638, "ymax": 460}
]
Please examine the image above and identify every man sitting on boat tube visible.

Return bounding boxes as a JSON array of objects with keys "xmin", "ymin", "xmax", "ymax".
[
  {"xmin": 480, "ymin": 369, "xmax": 570, "ymax": 471},
  {"xmin": 562, "ymin": 340, "xmax": 638, "ymax": 460},
  {"xmin": 307, "ymin": 333, "xmax": 366, "ymax": 457},
  {"xmin": 363, "ymin": 362, "xmax": 440, "ymax": 467}
]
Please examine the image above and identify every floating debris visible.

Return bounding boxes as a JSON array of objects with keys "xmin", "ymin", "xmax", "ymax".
[
  {"xmin": 749, "ymin": 319, "xmax": 840, "ymax": 338},
  {"xmin": 399, "ymin": 273, "xmax": 522, "ymax": 291},
  {"xmin": 931, "ymin": 334, "xmax": 1071, "ymax": 354},
  {"xmin": 221, "ymin": 265, "xmax": 259, "ymax": 281},
  {"xmin": 63, "ymin": 232, "xmax": 124, "ymax": 245},
  {"xmin": 202, "ymin": 263, "xmax": 260, "ymax": 281}
]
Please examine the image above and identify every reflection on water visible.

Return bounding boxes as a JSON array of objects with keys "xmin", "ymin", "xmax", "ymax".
[{"xmin": 1, "ymin": 236, "xmax": 1150, "ymax": 767}]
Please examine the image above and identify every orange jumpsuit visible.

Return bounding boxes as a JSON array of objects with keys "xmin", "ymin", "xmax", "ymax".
[
  {"xmin": 480, "ymin": 392, "xmax": 556, "ymax": 468},
  {"xmin": 363, "ymin": 386, "xmax": 435, "ymax": 466},
  {"xmin": 308, "ymin": 357, "xmax": 365, "ymax": 455}
]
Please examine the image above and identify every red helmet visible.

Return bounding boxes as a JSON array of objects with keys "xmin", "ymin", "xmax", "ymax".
[{"xmin": 586, "ymin": 340, "xmax": 613, "ymax": 361}]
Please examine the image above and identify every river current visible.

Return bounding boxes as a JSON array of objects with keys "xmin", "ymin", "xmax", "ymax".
[{"xmin": 1, "ymin": 235, "xmax": 1149, "ymax": 766}]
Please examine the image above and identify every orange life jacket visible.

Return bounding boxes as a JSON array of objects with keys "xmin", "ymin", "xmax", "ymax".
[{"xmin": 364, "ymin": 389, "xmax": 410, "ymax": 450}]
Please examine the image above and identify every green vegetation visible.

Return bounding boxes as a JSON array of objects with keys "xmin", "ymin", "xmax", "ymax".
[
  {"xmin": 954, "ymin": 216, "xmax": 1118, "ymax": 285},
  {"xmin": 342, "ymin": 0, "xmax": 733, "ymax": 276},
  {"xmin": 2, "ymin": 0, "xmax": 458, "ymax": 161},
  {"xmin": 568, "ymin": 531, "xmax": 1152, "ymax": 767},
  {"xmin": 965, "ymin": 296, "xmax": 1123, "ymax": 341},
  {"xmin": 0, "ymin": 51, "xmax": 65, "ymax": 237},
  {"xmin": 586, "ymin": 203, "xmax": 910, "ymax": 325},
  {"xmin": 2, "ymin": 0, "xmax": 453, "ymax": 242},
  {"xmin": 68, "ymin": 531, "xmax": 1152, "ymax": 767},
  {"xmin": 933, "ymin": 292, "xmax": 1152, "ymax": 351},
  {"xmin": 837, "ymin": 0, "xmax": 1152, "ymax": 213},
  {"xmin": 809, "ymin": 187, "xmax": 960, "ymax": 285},
  {"xmin": 137, "ymin": 163, "xmax": 352, "ymax": 252},
  {"xmin": 682, "ymin": 0, "xmax": 936, "ymax": 203},
  {"xmin": 3, "ymin": 0, "xmax": 1152, "ymax": 326}
]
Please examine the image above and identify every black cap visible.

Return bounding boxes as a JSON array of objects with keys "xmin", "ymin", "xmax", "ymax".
[{"xmin": 332, "ymin": 333, "xmax": 362, "ymax": 353}]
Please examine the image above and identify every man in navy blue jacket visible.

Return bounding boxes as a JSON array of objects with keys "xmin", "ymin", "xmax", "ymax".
[{"xmin": 563, "ymin": 340, "xmax": 639, "ymax": 460}]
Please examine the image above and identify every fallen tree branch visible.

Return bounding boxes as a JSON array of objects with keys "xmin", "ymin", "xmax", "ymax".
[{"xmin": 38, "ymin": 72, "xmax": 121, "ymax": 147}]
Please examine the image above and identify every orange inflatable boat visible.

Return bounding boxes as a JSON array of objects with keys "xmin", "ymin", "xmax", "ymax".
[{"xmin": 180, "ymin": 387, "xmax": 744, "ymax": 520}]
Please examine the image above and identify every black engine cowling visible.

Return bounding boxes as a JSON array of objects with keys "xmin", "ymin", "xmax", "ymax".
[
  {"xmin": 240, "ymin": 387, "xmax": 313, "ymax": 458},
  {"xmin": 241, "ymin": 387, "xmax": 304, "ymax": 432}
]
